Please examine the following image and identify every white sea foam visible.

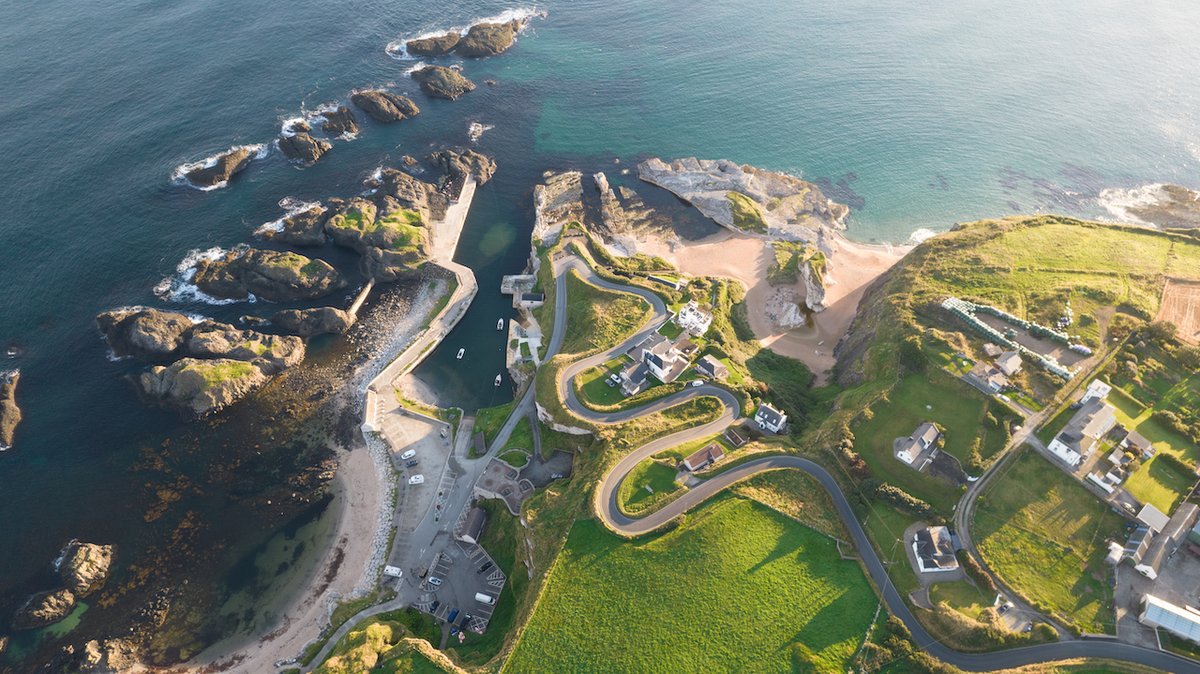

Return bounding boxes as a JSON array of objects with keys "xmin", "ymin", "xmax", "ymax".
[
  {"xmin": 279, "ymin": 103, "xmax": 341, "ymax": 138},
  {"xmin": 1097, "ymin": 183, "xmax": 1166, "ymax": 226},
  {"xmin": 907, "ymin": 228, "xmax": 938, "ymax": 244},
  {"xmin": 385, "ymin": 6, "xmax": 545, "ymax": 60},
  {"xmin": 254, "ymin": 198, "xmax": 324, "ymax": 237},
  {"xmin": 155, "ymin": 246, "xmax": 254, "ymax": 305},
  {"xmin": 170, "ymin": 144, "xmax": 269, "ymax": 191},
  {"xmin": 467, "ymin": 121, "xmax": 494, "ymax": 142}
]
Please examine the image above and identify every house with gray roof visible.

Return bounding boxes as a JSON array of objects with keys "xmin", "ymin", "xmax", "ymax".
[
  {"xmin": 754, "ymin": 403, "xmax": 787, "ymax": 434},
  {"xmin": 1046, "ymin": 397, "xmax": 1117, "ymax": 467},
  {"xmin": 913, "ymin": 525, "xmax": 959, "ymax": 573}
]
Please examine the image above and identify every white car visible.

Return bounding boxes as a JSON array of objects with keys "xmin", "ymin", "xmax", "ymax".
[
  {"xmin": 408, "ymin": 474, "xmax": 425, "ymax": 485},
  {"xmin": 427, "ymin": 576, "xmax": 443, "ymax": 587},
  {"xmin": 400, "ymin": 449, "xmax": 417, "ymax": 460},
  {"xmin": 690, "ymin": 380, "xmax": 704, "ymax": 388}
]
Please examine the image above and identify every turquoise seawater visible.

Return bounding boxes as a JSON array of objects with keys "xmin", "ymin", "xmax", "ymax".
[{"xmin": 1, "ymin": 0, "xmax": 1199, "ymax": 665}]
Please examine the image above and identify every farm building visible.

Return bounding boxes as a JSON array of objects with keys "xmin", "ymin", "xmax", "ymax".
[
  {"xmin": 995, "ymin": 350, "xmax": 1023, "ymax": 376},
  {"xmin": 1140, "ymin": 594, "xmax": 1200, "ymax": 645}
]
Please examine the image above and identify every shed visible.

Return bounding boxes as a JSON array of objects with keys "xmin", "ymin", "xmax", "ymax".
[{"xmin": 458, "ymin": 506, "xmax": 487, "ymax": 545}]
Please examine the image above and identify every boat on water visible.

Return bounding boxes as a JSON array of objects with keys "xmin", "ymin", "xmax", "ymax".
[
  {"xmin": 494, "ymin": 374, "xmax": 502, "ymax": 387},
  {"xmin": 456, "ymin": 348, "xmax": 465, "ymax": 360},
  {"xmin": 496, "ymin": 318, "xmax": 504, "ymax": 331}
]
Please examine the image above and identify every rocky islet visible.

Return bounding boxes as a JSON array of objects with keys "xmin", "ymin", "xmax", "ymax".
[
  {"xmin": 351, "ymin": 90, "xmax": 421, "ymax": 123},
  {"xmin": 411, "ymin": 65, "xmax": 476, "ymax": 100},
  {"xmin": 1, "ymin": 369, "xmax": 21, "ymax": 449}
]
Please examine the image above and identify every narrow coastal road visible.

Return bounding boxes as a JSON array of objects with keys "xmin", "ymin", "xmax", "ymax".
[{"xmin": 549, "ymin": 251, "xmax": 1198, "ymax": 673}]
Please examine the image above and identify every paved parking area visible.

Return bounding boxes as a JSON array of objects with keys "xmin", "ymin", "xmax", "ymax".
[
  {"xmin": 412, "ymin": 513, "xmax": 507, "ymax": 635},
  {"xmin": 374, "ymin": 402, "xmax": 454, "ymax": 533}
]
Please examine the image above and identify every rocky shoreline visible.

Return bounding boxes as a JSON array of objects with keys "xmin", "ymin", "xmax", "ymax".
[{"xmin": 0, "ymin": 368, "xmax": 20, "ymax": 449}]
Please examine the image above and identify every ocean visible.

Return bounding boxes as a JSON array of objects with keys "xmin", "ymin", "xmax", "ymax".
[{"xmin": 1, "ymin": 0, "xmax": 1199, "ymax": 666}]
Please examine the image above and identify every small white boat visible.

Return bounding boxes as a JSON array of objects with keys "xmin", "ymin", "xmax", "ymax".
[
  {"xmin": 496, "ymin": 318, "xmax": 504, "ymax": 331},
  {"xmin": 456, "ymin": 348, "xmax": 465, "ymax": 360},
  {"xmin": 494, "ymin": 374, "xmax": 502, "ymax": 387}
]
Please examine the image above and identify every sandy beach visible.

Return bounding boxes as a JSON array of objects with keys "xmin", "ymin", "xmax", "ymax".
[{"xmin": 638, "ymin": 228, "xmax": 910, "ymax": 383}]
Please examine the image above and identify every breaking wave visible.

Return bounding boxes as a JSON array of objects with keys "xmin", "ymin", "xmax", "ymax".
[
  {"xmin": 254, "ymin": 197, "xmax": 324, "ymax": 237},
  {"xmin": 1097, "ymin": 183, "xmax": 1166, "ymax": 225},
  {"xmin": 153, "ymin": 246, "xmax": 256, "ymax": 305}
]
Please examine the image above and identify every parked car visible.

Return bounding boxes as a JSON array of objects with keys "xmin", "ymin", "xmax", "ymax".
[
  {"xmin": 475, "ymin": 592, "xmax": 496, "ymax": 605},
  {"xmin": 447, "ymin": 608, "xmax": 460, "ymax": 623},
  {"xmin": 429, "ymin": 600, "xmax": 439, "ymax": 612},
  {"xmin": 478, "ymin": 561, "xmax": 493, "ymax": 574},
  {"xmin": 406, "ymin": 459, "xmax": 419, "ymax": 468},
  {"xmin": 998, "ymin": 601, "xmax": 1014, "ymax": 615},
  {"xmin": 400, "ymin": 449, "xmax": 417, "ymax": 460},
  {"xmin": 458, "ymin": 614, "xmax": 471, "ymax": 629},
  {"xmin": 408, "ymin": 474, "xmax": 425, "ymax": 485},
  {"xmin": 427, "ymin": 576, "xmax": 443, "ymax": 587},
  {"xmin": 690, "ymin": 380, "xmax": 703, "ymax": 387},
  {"xmin": 608, "ymin": 374, "xmax": 620, "ymax": 383}
]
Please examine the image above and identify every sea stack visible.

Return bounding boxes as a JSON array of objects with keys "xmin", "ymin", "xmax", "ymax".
[{"xmin": 0, "ymin": 369, "xmax": 22, "ymax": 449}]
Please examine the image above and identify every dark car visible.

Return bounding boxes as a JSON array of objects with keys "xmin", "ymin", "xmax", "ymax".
[
  {"xmin": 478, "ymin": 561, "xmax": 493, "ymax": 574},
  {"xmin": 429, "ymin": 600, "xmax": 440, "ymax": 613},
  {"xmin": 406, "ymin": 459, "xmax": 419, "ymax": 468},
  {"xmin": 447, "ymin": 608, "xmax": 460, "ymax": 623},
  {"xmin": 458, "ymin": 614, "xmax": 471, "ymax": 629}
]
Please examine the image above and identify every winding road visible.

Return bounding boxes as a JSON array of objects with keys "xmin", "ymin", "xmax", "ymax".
[{"xmin": 548, "ymin": 250, "xmax": 1198, "ymax": 673}]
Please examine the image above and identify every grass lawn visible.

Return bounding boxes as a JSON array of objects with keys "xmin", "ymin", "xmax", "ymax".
[
  {"xmin": 577, "ymin": 358, "xmax": 629, "ymax": 407},
  {"xmin": 499, "ymin": 449, "xmax": 529, "ymax": 469},
  {"xmin": 929, "ymin": 580, "xmax": 994, "ymax": 621},
  {"xmin": 475, "ymin": 401, "xmax": 517, "ymax": 448},
  {"xmin": 504, "ymin": 496, "xmax": 875, "ymax": 673},
  {"xmin": 502, "ymin": 417, "xmax": 534, "ymax": 453},
  {"xmin": 657, "ymin": 319, "xmax": 683, "ymax": 340},
  {"xmin": 732, "ymin": 469, "xmax": 847, "ymax": 540},
  {"xmin": 849, "ymin": 371, "xmax": 997, "ymax": 512},
  {"xmin": 975, "ymin": 450, "xmax": 1124, "ymax": 634},
  {"xmin": 652, "ymin": 432, "xmax": 733, "ymax": 464},
  {"xmin": 1107, "ymin": 386, "xmax": 1198, "ymax": 513},
  {"xmin": 562, "ymin": 270, "xmax": 652, "ymax": 356},
  {"xmin": 861, "ymin": 502, "xmax": 920, "ymax": 596},
  {"xmin": 616, "ymin": 459, "xmax": 681, "ymax": 515},
  {"xmin": 1036, "ymin": 404, "xmax": 1075, "ymax": 445}
]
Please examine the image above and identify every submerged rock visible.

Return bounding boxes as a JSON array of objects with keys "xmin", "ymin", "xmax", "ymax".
[
  {"xmin": 12, "ymin": 588, "xmax": 75, "ymax": 630},
  {"xmin": 320, "ymin": 106, "xmax": 359, "ymax": 136},
  {"xmin": 411, "ymin": 65, "xmax": 476, "ymax": 100},
  {"xmin": 182, "ymin": 146, "xmax": 258, "ymax": 189},
  {"xmin": 351, "ymin": 90, "xmax": 420, "ymax": 123},
  {"xmin": 139, "ymin": 357, "xmax": 271, "ymax": 417},
  {"xmin": 57, "ymin": 541, "xmax": 115, "ymax": 597},
  {"xmin": 191, "ymin": 247, "xmax": 346, "ymax": 302},
  {"xmin": 271, "ymin": 307, "xmax": 355, "ymax": 338},
  {"xmin": 1102, "ymin": 183, "xmax": 1200, "ymax": 229},
  {"xmin": 256, "ymin": 205, "xmax": 329, "ymax": 247},
  {"xmin": 95, "ymin": 308, "xmax": 195, "ymax": 361},
  {"xmin": 455, "ymin": 20, "xmax": 523, "ymax": 57},
  {"xmin": 637, "ymin": 157, "xmax": 850, "ymax": 238},
  {"xmin": 0, "ymin": 370, "xmax": 20, "ymax": 449},
  {"xmin": 405, "ymin": 32, "xmax": 460, "ymax": 56},
  {"xmin": 278, "ymin": 132, "xmax": 331, "ymax": 165},
  {"xmin": 78, "ymin": 639, "xmax": 139, "ymax": 673}
]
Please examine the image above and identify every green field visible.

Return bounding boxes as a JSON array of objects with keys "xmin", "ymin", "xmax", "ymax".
[
  {"xmin": 850, "ymin": 370, "xmax": 1011, "ymax": 512},
  {"xmin": 617, "ymin": 459, "xmax": 681, "ymax": 515},
  {"xmin": 929, "ymin": 580, "xmax": 994, "ymax": 621},
  {"xmin": 504, "ymin": 497, "xmax": 875, "ymax": 673},
  {"xmin": 1107, "ymin": 387, "xmax": 1195, "ymax": 513},
  {"xmin": 975, "ymin": 450, "xmax": 1124, "ymax": 633},
  {"xmin": 562, "ymin": 270, "xmax": 653, "ymax": 356}
]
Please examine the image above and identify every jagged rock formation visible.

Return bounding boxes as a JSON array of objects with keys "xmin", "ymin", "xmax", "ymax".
[
  {"xmin": 426, "ymin": 147, "xmax": 497, "ymax": 192},
  {"xmin": 12, "ymin": 588, "xmax": 75, "ymax": 630},
  {"xmin": 324, "ymin": 196, "xmax": 431, "ymax": 282},
  {"xmin": 406, "ymin": 32, "xmax": 460, "ymax": 56},
  {"xmin": 271, "ymin": 307, "xmax": 355, "ymax": 338},
  {"xmin": 320, "ymin": 106, "xmax": 359, "ymax": 136},
  {"xmin": 455, "ymin": 20, "xmax": 523, "ymax": 57},
  {"xmin": 800, "ymin": 254, "xmax": 828, "ymax": 312},
  {"xmin": 77, "ymin": 639, "xmax": 139, "ymax": 673},
  {"xmin": 97, "ymin": 308, "xmax": 306, "ymax": 414},
  {"xmin": 57, "ymin": 541, "xmax": 115, "ymax": 597},
  {"xmin": 1, "ymin": 370, "xmax": 21, "ymax": 449},
  {"xmin": 411, "ymin": 65, "xmax": 476, "ymax": 100},
  {"xmin": 278, "ymin": 132, "xmax": 331, "ymax": 165},
  {"xmin": 256, "ymin": 205, "xmax": 329, "ymax": 247},
  {"xmin": 191, "ymin": 247, "xmax": 346, "ymax": 302},
  {"xmin": 182, "ymin": 146, "xmax": 258, "ymax": 188},
  {"xmin": 533, "ymin": 171, "xmax": 584, "ymax": 244},
  {"xmin": 139, "ymin": 358, "xmax": 271, "ymax": 417},
  {"xmin": 637, "ymin": 157, "xmax": 849, "ymax": 239},
  {"xmin": 593, "ymin": 172, "xmax": 626, "ymax": 234},
  {"xmin": 351, "ymin": 90, "xmax": 420, "ymax": 122}
]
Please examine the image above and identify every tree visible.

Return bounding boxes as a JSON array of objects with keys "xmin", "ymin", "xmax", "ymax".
[{"xmin": 1146, "ymin": 320, "xmax": 1179, "ymax": 344}]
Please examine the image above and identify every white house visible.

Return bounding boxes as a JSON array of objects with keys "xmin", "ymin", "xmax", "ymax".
[
  {"xmin": 674, "ymin": 301, "xmax": 713, "ymax": 336},
  {"xmin": 1046, "ymin": 398, "xmax": 1116, "ymax": 466},
  {"xmin": 754, "ymin": 403, "xmax": 787, "ymax": 434},
  {"xmin": 895, "ymin": 422, "xmax": 941, "ymax": 465},
  {"xmin": 1080, "ymin": 379, "xmax": 1112, "ymax": 404},
  {"xmin": 645, "ymin": 340, "xmax": 687, "ymax": 383}
]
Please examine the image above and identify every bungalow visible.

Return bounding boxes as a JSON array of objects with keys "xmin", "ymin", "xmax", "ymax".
[
  {"xmin": 754, "ymin": 402, "xmax": 787, "ymax": 434},
  {"xmin": 1140, "ymin": 594, "xmax": 1200, "ymax": 645},
  {"xmin": 1122, "ymin": 430, "xmax": 1155, "ymax": 459},
  {"xmin": 681, "ymin": 443, "xmax": 725, "ymax": 472},
  {"xmin": 995, "ymin": 350, "xmax": 1023, "ymax": 376},
  {"xmin": 1046, "ymin": 397, "xmax": 1117, "ymax": 467},
  {"xmin": 968, "ymin": 362, "xmax": 1009, "ymax": 393},
  {"xmin": 913, "ymin": 525, "xmax": 959, "ymax": 573},
  {"xmin": 696, "ymin": 354, "xmax": 729, "ymax": 380},
  {"xmin": 895, "ymin": 422, "xmax": 941, "ymax": 466},
  {"xmin": 674, "ymin": 301, "xmax": 713, "ymax": 336},
  {"xmin": 620, "ymin": 361, "xmax": 650, "ymax": 396}
]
